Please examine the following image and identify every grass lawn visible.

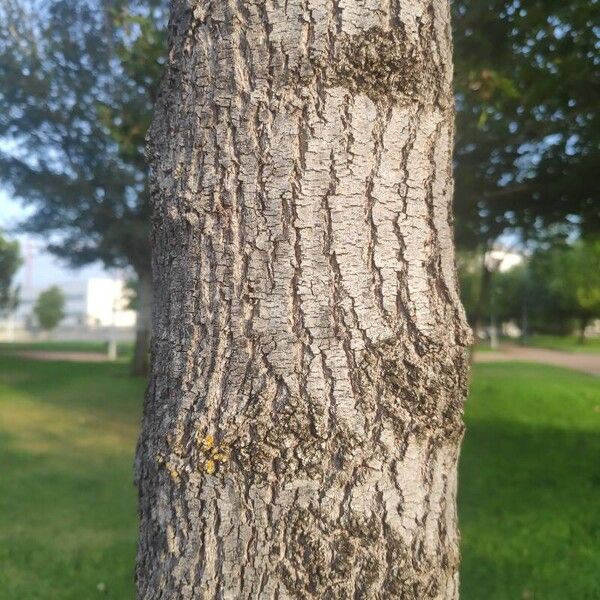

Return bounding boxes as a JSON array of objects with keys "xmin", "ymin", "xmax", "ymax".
[
  {"xmin": 0, "ymin": 356, "xmax": 144, "ymax": 600},
  {"xmin": 524, "ymin": 334, "xmax": 600, "ymax": 353},
  {"xmin": 0, "ymin": 340, "xmax": 133, "ymax": 358},
  {"xmin": 460, "ymin": 363, "xmax": 600, "ymax": 599},
  {"xmin": 0, "ymin": 356, "xmax": 598, "ymax": 599}
]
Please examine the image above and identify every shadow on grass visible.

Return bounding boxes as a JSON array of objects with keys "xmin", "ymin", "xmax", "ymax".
[
  {"xmin": 0, "ymin": 355, "xmax": 144, "ymax": 421},
  {"xmin": 460, "ymin": 418, "xmax": 600, "ymax": 600}
]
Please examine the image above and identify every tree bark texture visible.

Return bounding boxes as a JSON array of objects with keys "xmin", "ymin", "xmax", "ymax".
[{"xmin": 136, "ymin": 1, "xmax": 471, "ymax": 598}]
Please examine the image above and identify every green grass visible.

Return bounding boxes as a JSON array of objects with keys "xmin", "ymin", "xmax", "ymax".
[
  {"xmin": 460, "ymin": 363, "xmax": 600, "ymax": 599},
  {"xmin": 0, "ymin": 340, "xmax": 133, "ymax": 358},
  {"xmin": 524, "ymin": 334, "xmax": 600, "ymax": 353},
  {"xmin": 0, "ymin": 355, "xmax": 598, "ymax": 599},
  {"xmin": 0, "ymin": 355, "xmax": 144, "ymax": 600}
]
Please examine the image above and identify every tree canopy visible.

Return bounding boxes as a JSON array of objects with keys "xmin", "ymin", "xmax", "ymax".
[
  {"xmin": 2, "ymin": 0, "xmax": 597, "ymax": 266},
  {"xmin": 0, "ymin": 0, "xmax": 166, "ymax": 277},
  {"xmin": 34, "ymin": 285, "xmax": 65, "ymax": 330},
  {"xmin": 453, "ymin": 0, "xmax": 599, "ymax": 249},
  {"xmin": 0, "ymin": 233, "xmax": 21, "ymax": 314}
]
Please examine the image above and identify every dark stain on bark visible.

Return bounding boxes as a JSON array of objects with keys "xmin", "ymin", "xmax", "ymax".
[
  {"xmin": 278, "ymin": 507, "xmax": 450, "ymax": 599},
  {"xmin": 326, "ymin": 27, "xmax": 443, "ymax": 104},
  {"xmin": 360, "ymin": 337, "xmax": 468, "ymax": 440},
  {"xmin": 278, "ymin": 508, "xmax": 384, "ymax": 599}
]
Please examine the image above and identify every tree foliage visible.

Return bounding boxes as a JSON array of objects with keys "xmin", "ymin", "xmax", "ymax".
[
  {"xmin": 0, "ymin": 0, "xmax": 166, "ymax": 277},
  {"xmin": 0, "ymin": 233, "xmax": 21, "ymax": 314},
  {"xmin": 528, "ymin": 240, "xmax": 600, "ymax": 337},
  {"xmin": 34, "ymin": 285, "xmax": 65, "ymax": 330},
  {"xmin": 3, "ymin": 0, "xmax": 597, "ymax": 263},
  {"xmin": 456, "ymin": 250, "xmax": 483, "ymax": 326},
  {"xmin": 457, "ymin": 250, "xmax": 527, "ymax": 331},
  {"xmin": 453, "ymin": 0, "xmax": 600, "ymax": 249},
  {"xmin": 460, "ymin": 241, "xmax": 600, "ymax": 338}
]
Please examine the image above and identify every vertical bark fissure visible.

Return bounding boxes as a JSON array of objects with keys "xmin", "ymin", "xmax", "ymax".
[
  {"xmin": 137, "ymin": 1, "xmax": 471, "ymax": 598},
  {"xmin": 365, "ymin": 103, "xmax": 392, "ymax": 323}
]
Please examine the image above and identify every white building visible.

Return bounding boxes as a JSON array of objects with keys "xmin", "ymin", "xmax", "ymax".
[
  {"xmin": 486, "ymin": 248, "xmax": 524, "ymax": 272},
  {"xmin": 12, "ymin": 278, "xmax": 136, "ymax": 330}
]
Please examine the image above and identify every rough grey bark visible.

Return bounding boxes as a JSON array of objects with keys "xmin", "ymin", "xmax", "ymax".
[{"xmin": 136, "ymin": 1, "xmax": 471, "ymax": 598}]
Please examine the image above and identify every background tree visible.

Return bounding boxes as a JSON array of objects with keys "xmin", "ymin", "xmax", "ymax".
[
  {"xmin": 34, "ymin": 286, "xmax": 65, "ymax": 331},
  {"xmin": 0, "ymin": 0, "xmax": 166, "ymax": 374},
  {"xmin": 461, "ymin": 241, "xmax": 600, "ymax": 342},
  {"xmin": 491, "ymin": 264, "xmax": 527, "ymax": 330},
  {"xmin": 453, "ymin": 0, "xmax": 599, "ymax": 244},
  {"xmin": 457, "ymin": 250, "xmax": 529, "ymax": 341},
  {"xmin": 456, "ymin": 250, "xmax": 482, "ymax": 326},
  {"xmin": 528, "ymin": 241, "xmax": 600, "ymax": 341},
  {"xmin": 0, "ymin": 233, "xmax": 21, "ymax": 316},
  {"xmin": 136, "ymin": 1, "xmax": 470, "ymax": 598},
  {"xmin": 452, "ymin": 0, "xmax": 600, "ymax": 326}
]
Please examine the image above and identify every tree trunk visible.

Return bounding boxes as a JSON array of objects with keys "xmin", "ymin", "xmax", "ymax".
[
  {"xmin": 131, "ymin": 271, "xmax": 152, "ymax": 377},
  {"xmin": 578, "ymin": 317, "xmax": 588, "ymax": 345},
  {"xmin": 471, "ymin": 253, "xmax": 492, "ymax": 343},
  {"xmin": 136, "ymin": 2, "xmax": 470, "ymax": 599}
]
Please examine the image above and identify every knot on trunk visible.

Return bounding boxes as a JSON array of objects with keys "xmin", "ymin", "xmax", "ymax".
[
  {"xmin": 277, "ymin": 507, "xmax": 454, "ymax": 599},
  {"xmin": 324, "ymin": 26, "xmax": 445, "ymax": 105},
  {"xmin": 360, "ymin": 336, "xmax": 468, "ymax": 440}
]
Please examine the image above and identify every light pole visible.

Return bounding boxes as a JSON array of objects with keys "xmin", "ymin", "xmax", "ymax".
[
  {"xmin": 485, "ymin": 251, "xmax": 503, "ymax": 350},
  {"xmin": 107, "ymin": 278, "xmax": 119, "ymax": 361}
]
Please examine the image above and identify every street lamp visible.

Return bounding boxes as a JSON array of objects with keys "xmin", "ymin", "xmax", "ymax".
[{"xmin": 484, "ymin": 251, "xmax": 503, "ymax": 350}]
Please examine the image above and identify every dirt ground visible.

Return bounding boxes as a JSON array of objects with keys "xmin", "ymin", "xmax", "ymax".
[
  {"xmin": 474, "ymin": 345, "xmax": 600, "ymax": 377},
  {"xmin": 17, "ymin": 351, "xmax": 112, "ymax": 363}
]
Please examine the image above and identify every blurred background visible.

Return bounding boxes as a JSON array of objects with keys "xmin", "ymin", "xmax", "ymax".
[{"xmin": 0, "ymin": 1, "xmax": 598, "ymax": 599}]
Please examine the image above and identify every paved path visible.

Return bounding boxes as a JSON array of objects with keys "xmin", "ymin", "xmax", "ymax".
[
  {"xmin": 15, "ymin": 347, "xmax": 600, "ymax": 377},
  {"xmin": 474, "ymin": 345, "xmax": 600, "ymax": 377},
  {"xmin": 17, "ymin": 351, "xmax": 112, "ymax": 363}
]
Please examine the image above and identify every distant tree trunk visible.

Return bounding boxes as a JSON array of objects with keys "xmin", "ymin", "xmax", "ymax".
[
  {"xmin": 131, "ymin": 270, "xmax": 152, "ymax": 377},
  {"xmin": 578, "ymin": 317, "xmax": 588, "ymax": 344},
  {"xmin": 520, "ymin": 294, "xmax": 529, "ymax": 344},
  {"xmin": 136, "ymin": 2, "xmax": 470, "ymax": 599},
  {"xmin": 472, "ymin": 251, "xmax": 493, "ymax": 342}
]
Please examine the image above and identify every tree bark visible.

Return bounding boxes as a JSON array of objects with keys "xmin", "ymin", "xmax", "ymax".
[
  {"xmin": 136, "ymin": 1, "xmax": 470, "ymax": 598},
  {"xmin": 131, "ymin": 270, "xmax": 152, "ymax": 377}
]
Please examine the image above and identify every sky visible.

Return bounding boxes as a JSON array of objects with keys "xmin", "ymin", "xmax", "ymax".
[{"xmin": 0, "ymin": 189, "xmax": 111, "ymax": 290}]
